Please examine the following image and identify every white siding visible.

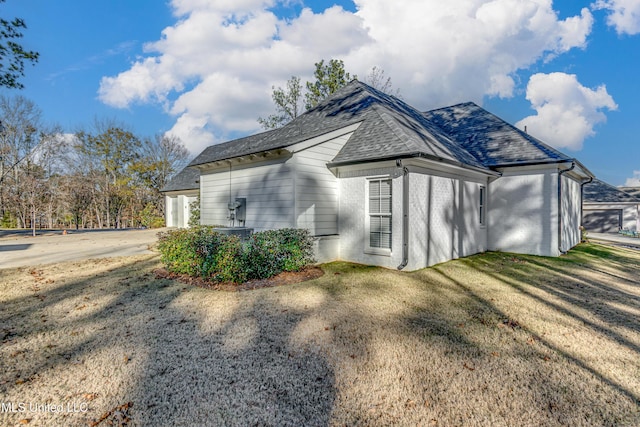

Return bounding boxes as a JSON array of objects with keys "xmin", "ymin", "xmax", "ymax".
[
  {"xmin": 200, "ymin": 157, "xmax": 295, "ymax": 231},
  {"xmin": 583, "ymin": 203, "xmax": 639, "ymax": 231},
  {"xmin": 488, "ymin": 167, "xmax": 558, "ymax": 256},
  {"xmin": 166, "ymin": 195, "xmax": 177, "ymax": 227},
  {"xmin": 406, "ymin": 170, "xmax": 487, "ymax": 270},
  {"xmin": 292, "ymin": 132, "xmax": 352, "ymax": 236},
  {"xmin": 165, "ymin": 192, "xmax": 198, "ymax": 228},
  {"xmin": 561, "ymin": 175, "xmax": 581, "ymax": 252}
]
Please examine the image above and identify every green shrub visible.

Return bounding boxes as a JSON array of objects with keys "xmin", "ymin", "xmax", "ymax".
[
  {"xmin": 156, "ymin": 227, "xmax": 315, "ymax": 284},
  {"xmin": 157, "ymin": 228, "xmax": 200, "ymax": 276},
  {"xmin": 213, "ymin": 235, "xmax": 246, "ymax": 283},
  {"xmin": 244, "ymin": 228, "xmax": 315, "ymax": 280},
  {"xmin": 139, "ymin": 203, "xmax": 165, "ymax": 229}
]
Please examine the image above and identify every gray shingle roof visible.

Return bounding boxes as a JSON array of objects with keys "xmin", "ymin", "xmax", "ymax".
[
  {"xmin": 584, "ymin": 179, "xmax": 640, "ymax": 203},
  {"xmin": 189, "ymin": 80, "xmax": 584, "ymax": 174},
  {"xmin": 161, "ymin": 166, "xmax": 200, "ymax": 192},
  {"xmin": 189, "ymin": 81, "xmax": 487, "ymax": 171},
  {"xmin": 620, "ymin": 187, "xmax": 640, "ymax": 198},
  {"xmin": 423, "ymin": 102, "xmax": 573, "ymax": 167}
]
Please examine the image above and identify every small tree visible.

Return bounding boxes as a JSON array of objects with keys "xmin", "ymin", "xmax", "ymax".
[
  {"xmin": 305, "ymin": 59, "xmax": 355, "ymax": 110},
  {"xmin": 257, "ymin": 76, "xmax": 303, "ymax": 130}
]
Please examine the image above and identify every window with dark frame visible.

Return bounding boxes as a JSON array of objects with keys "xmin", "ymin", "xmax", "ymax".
[{"xmin": 369, "ymin": 178, "xmax": 392, "ymax": 249}]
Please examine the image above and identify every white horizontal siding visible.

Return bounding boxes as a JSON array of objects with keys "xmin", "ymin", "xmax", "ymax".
[
  {"xmin": 200, "ymin": 157, "xmax": 294, "ymax": 231},
  {"xmin": 293, "ymin": 131, "xmax": 352, "ymax": 235}
]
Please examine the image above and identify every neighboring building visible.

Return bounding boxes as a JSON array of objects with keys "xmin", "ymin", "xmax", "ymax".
[
  {"xmin": 178, "ymin": 80, "xmax": 594, "ymax": 271},
  {"xmin": 161, "ymin": 166, "xmax": 199, "ymax": 228},
  {"xmin": 583, "ymin": 180, "xmax": 640, "ymax": 232}
]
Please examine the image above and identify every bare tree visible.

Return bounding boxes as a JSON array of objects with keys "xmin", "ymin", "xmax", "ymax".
[
  {"xmin": 364, "ymin": 66, "xmax": 401, "ymax": 97},
  {"xmin": 0, "ymin": 95, "xmax": 42, "ymax": 228}
]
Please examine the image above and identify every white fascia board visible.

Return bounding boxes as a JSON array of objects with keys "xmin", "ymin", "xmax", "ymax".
[
  {"xmin": 333, "ymin": 157, "xmax": 494, "ymax": 182},
  {"xmin": 162, "ymin": 189, "xmax": 199, "ymax": 197},
  {"xmin": 583, "ymin": 202, "xmax": 640, "ymax": 207}
]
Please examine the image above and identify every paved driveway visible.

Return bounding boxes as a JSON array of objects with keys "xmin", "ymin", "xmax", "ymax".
[
  {"xmin": 587, "ymin": 232, "xmax": 640, "ymax": 250},
  {"xmin": 0, "ymin": 228, "xmax": 163, "ymax": 269}
]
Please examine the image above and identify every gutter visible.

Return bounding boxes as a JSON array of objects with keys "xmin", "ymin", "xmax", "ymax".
[
  {"xmin": 328, "ymin": 152, "xmax": 499, "ymax": 177},
  {"xmin": 557, "ymin": 162, "xmax": 575, "ymax": 254},
  {"xmin": 397, "ymin": 160, "xmax": 410, "ymax": 270}
]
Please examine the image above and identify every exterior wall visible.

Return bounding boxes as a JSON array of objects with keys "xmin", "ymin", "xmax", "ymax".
[
  {"xmin": 488, "ymin": 167, "xmax": 558, "ymax": 257},
  {"xmin": 583, "ymin": 203, "xmax": 639, "ymax": 231},
  {"xmin": 199, "ymin": 156, "xmax": 295, "ymax": 231},
  {"xmin": 561, "ymin": 175, "xmax": 582, "ymax": 252},
  {"xmin": 199, "ymin": 126, "xmax": 355, "ymax": 236},
  {"xmin": 313, "ymin": 235, "xmax": 341, "ymax": 263},
  {"xmin": 338, "ymin": 165, "xmax": 405, "ymax": 269},
  {"xmin": 337, "ymin": 162, "xmax": 489, "ymax": 271},
  {"xmin": 406, "ymin": 168, "xmax": 488, "ymax": 270},
  {"xmin": 291, "ymin": 128, "xmax": 354, "ymax": 236},
  {"xmin": 165, "ymin": 191, "xmax": 198, "ymax": 228}
]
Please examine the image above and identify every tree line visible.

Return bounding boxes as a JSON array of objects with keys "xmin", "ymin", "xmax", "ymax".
[{"xmin": 0, "ymin": 95, "xmax": 190, "ymax": 233}]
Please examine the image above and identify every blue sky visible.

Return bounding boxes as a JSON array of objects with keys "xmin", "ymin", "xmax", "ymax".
[{"xmin": 3, "ymin": 0, "xmax": 640, "ymax": 186}]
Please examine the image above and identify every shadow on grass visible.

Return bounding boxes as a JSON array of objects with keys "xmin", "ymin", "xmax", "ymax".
[
  {"xmin": 0, "ymin": 255, "xmax": 335, "ymax": 426},
  {"xmin": 452, "ymin": 247, "xmax": 640, "ymax": 404},
  {"xmin": 2, "ymin": 248, "xmax": 639, "ymax": 426}
]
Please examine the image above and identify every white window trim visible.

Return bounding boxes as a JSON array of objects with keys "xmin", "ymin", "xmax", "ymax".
[{"xmin": 365, "ymin": 176, "xmax": 392, "ymax": 256}]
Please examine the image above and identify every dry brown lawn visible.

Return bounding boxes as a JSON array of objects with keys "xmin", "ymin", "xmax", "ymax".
[{"xmin": 1, "ymin": 243, "xmax": 639, "ymax": 426}]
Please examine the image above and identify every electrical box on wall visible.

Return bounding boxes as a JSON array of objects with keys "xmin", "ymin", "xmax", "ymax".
[
  {"xmin": 227, "ymin": 198, "xmax": 246, "ymax": 227},
  {"xmin": 235, "ymin": 198, "xmax": 246, "ymax": 223}
]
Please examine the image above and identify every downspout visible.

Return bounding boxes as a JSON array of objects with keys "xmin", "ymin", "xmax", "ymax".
[
  {"xmin": 557, "ymin": 162, "xmax": 575, "ymax": 254},
  {"xmin": 397, "ymin": 160, "xmax": 409, "ymax": 270},
  {"xmin": 579, "ymin": 175, "xmax": 594, "ymax": 238}
]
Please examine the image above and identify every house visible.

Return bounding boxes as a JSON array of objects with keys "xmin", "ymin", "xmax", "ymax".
[
  {"xmin": 161, "ymin": 166, "xmax": 199, "ymax": 228},
  {"xmin": 173, "ymin": 80, "xmax": 594, "ymax": 271},
  {"xmin": 582, "ymin": 179, "xmax": 640, "ymax": 232}
]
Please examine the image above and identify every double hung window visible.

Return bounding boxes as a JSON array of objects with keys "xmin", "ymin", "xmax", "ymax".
[{"xmin": 368, "ymin": 179, "xmax": 392, "ymax": 250}]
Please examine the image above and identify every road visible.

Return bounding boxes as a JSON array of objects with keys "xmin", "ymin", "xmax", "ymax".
[{"xmin": 0, "ymin": 228, "xmax": 163, "ymax": 269}]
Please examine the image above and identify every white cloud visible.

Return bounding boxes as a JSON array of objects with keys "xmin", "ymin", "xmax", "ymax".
[
  {"xmin": 99, "ymin": 0, "xmax": 594, "ymax": 153},
  {"xmin": 624, "ymin": 170, "xmax": 640, "ymax": 186},
  {"xmin": 593, "ymin": 0, "xmax": 640, "ymax": 35},
  {"xmin": 516, "ymin": 72, "xmax": 617, "ymax": 150}
]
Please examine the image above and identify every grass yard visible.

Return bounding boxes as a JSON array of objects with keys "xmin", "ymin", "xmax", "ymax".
[{"xmin": 1, "ymin": 243, "xmax": 639, "ymax": 426}]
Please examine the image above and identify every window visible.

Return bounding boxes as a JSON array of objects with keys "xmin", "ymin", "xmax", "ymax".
[
  {"xmin": 479, "ymin": 185, "xmax": 486, "ymax": 226},
  {"xmin": 368, "ymin": 178, "xmax": 392, "ymax": 250}
]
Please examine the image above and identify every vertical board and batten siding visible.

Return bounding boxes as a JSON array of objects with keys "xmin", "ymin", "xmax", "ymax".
[
  {"xmin": 488, "ymin": 167, "xmax": 558, "ymax": 257},
  {"xmin": 292, "ymin": 132, "xmax": 353, "ymax": 236},
  {"xmin": 561, "ymin": 175, "xmax": 582, "ymax": 252},
  {"xmin": 199, "ymin": 157, "xmax": 295, "ymax": 231},
  {"xmin": 406, "ymin": 168, "xmax": 487, "ymax": 270}
]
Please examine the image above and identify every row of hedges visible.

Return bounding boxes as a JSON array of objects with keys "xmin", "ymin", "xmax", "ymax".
[{"xmin": 156, "ymin": 226, "xmax": 315, "ymax": 283}]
